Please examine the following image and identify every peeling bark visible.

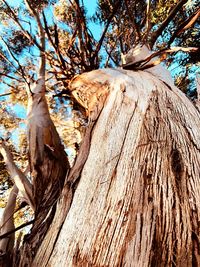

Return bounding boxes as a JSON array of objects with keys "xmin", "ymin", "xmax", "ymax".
[
  {"xmin": 9, "ymin": 64, "xmax": 200, "ymax": 266},
  {"xmin": 29, "ymin": 68, "xmax": 200, "ymax": 267},
  {"xmin": 14, "ymin": 7, "xmax": 70, "ymax": 266},
  {"xmin": 17, "ymin": 52, "xmax": 70, "ymax": 267},
  {"xmin": 32, "ymin": 76, "xmax": 110, "ymax": 267}
]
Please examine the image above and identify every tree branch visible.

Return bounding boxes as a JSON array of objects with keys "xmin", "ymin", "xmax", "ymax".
[
  {"xmin": 124, "ymin": 0, "xmax": 141, "ymax": 42},
  {"xmin": 0, "ymin": 73, "xmax": 22, "ymax": 83},
  {"xmin": 42, "ymin": 12, "xmax": 67, "ymax": 71},
  {"xmin": 1, "ymin": 0, "xmax": 41, "ymax": 50},
  {"xmin": 92, "ymin": 0, "xmax": 122, "ymax": 63},
  {"xmin": 149, "ymin": 0, "xmax": 188, "ymax": 48},
  {"xmin": 168, "ymin": 7, "xmax": 200, "ymax": 46},
  {"xmin": 143, "ymin": 0, "xmax": 152, "ymax": 43},
  {"xmin": 0, "ymin": 92, "xmax": 12, "ymax": 98},
  {"xmin": 122, "ymin": 46, "xmax": 198, "ymax": 70},
  {"xmin": 24, "ymin": 0, "xmax": 45, "ymax": 78},
  {"xmin": 0, "ymin": 219, "xmax": 34, "ymax": 240},
  {"xmin": 0, "ymin": 185, "xmax": 18, "ymax": 255},
  {"xmin": 0, "ymin": 140, "xmax": 34, "ymax": 210}
]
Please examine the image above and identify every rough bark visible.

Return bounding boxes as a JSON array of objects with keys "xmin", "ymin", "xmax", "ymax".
[
  {"xmin": 16, "ymin": 58, "xmax": 70, "ymax": 267},
  {"xmin": 13, "ymin": 6, "xmax": 70, "ymax": 266},
  {"xmin": 23, "ymin": 67, "xmax": 200, "ymax": 267}
]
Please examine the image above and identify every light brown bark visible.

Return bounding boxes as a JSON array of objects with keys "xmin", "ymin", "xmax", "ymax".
[
  {"xmin": 23, "ymin": 68, "xmax": 200, "ymax": 267},
  {"xmin": 13, "ymin": 7, "xmax": 70, "ymax": 266},
  {"xmin": 0, "ymin": 142, "xmax": 33, "ymax": 209},
  {"xmin": 0, "ymin": 185, "xmax": 18, "ymax": 267}
]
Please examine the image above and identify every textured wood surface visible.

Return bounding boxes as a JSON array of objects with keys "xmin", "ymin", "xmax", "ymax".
[{"xmin": 33, "ymin": 68, "xmax": 200, "ymax": 266}]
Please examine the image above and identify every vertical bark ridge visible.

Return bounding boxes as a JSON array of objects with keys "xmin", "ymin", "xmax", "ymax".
[
  {"xmin": 26, "ymin": 69, "xmax": 200, "ymax": 266},
  {"xmin": 33, "ymin": 74, "xmax": 111, "ymax": 267}
]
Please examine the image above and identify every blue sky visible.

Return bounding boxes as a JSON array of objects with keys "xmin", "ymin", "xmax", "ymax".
[
  {"xmin": 84, "ymin": 0, "xmax": 97, "ymax": 14},
  {"xmin": 84, "ymin": 0, "xmax": 102, "ymax": 39}
]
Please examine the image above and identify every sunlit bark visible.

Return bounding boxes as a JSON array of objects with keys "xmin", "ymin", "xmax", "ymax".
[
  {"xmin": 13, "ymin": 3, "xmax": 70, "ymax": 266},
  {"xmin": 0, "ymin": 185, "xmax": 18, "ymax": 267},
  {"xmin": 28, "ymin": 67, "xmax": 200, "ymax": 267},
  {"xmin": 0, "ymin": 142, "xmax": 33, "ymax": 209}
]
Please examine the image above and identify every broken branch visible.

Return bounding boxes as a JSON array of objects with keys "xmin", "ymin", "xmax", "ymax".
[{"xmin": 122, "ymin": 46, "xmax": 198, "ymax": 70}]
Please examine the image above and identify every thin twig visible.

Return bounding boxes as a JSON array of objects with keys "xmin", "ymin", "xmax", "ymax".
[
  {"xmin": 124, "ymin": 0, "xmax": 141, "ymax": 41},
  {"xmin": 149, "ymin": 0, "xmax": 188, "ymax": 48},
  {"xmin": 0, "ymin": 92, "xmax": 12, "ymax": 97},
  {"xmin": 0, "ymin": 220, "xmax": 34, "ymax": 240},
  {"xmin": 1, "ymin": 37, "xmax": 28, "ymax": 83},
  {"xmin": 92, "ymin": 0, "xmax": 122, "ymax": 61}
]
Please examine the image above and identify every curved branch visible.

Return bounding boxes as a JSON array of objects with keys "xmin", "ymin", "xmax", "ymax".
[
  {"xmin": 0, "ymin": 140, "xmax": 34, "ymax": 210},
  {"xmin": 122, "ymin": 46, "xmax": 198, "ymax": 70}
]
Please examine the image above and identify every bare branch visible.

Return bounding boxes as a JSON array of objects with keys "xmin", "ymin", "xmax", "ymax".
[
  {"xmin": 42, "ymin": 12, "xmax": 67, "ymax": 71},
  {"xmin": 122, "ymin": 46, "xmax": 199, "ymax": 70},
  {"xmin": 92, "ymin": 0, "xmax": 122, "ymax": 62},
  {"xmin": 168, "ymin": 7, "xmax": 200, "ymax": 46},
  {"xmin": 0, "ymin": 92, "xmax": 12, "ymax": 97},
  {"xmin": 68, "ymin": 0, "xmax": 94, "ymax": 68},
  {"xmin": 0, "ymin": 73, "xmax": 22, "ymax": 82},
  {"xmin": 0, "ymin": 219, "xmax": 34, "ymax": 240},
  {"xmin": 105, "ymin": 46, "xmax": 118, "ymax": 67},
  {"xmin": 0, "ymin": 185, "xmax": 18, "ymax": 255},
  {"xmin": 2, "ymin": 80, "xmax": 19, "ymax": 91},
  {"xmin": 149, "ymin": 0, "xmax": 188, "ymax": 48},
  {"xmin": 143, "ymin": 0, "xmax": 152, "ymax": 43},
  {"xmin": 0, "ymin": 140, "xmax": 34, "ymax": 210}
]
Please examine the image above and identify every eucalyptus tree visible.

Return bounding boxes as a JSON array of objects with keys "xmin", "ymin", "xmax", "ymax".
[{"xmin": 0, "ymin": 0, "xmax": 200, "ymax": 266}]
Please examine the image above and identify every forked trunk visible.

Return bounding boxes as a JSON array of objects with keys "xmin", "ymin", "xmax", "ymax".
[{"xmin": 19, "ymin": 68, "xmax": 200, "ymax": 266}]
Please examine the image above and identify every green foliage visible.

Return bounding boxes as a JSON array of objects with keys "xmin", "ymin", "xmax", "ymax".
[{"xmin": 7, "ymin": 31, "xmax": 30, "ymax": 55}]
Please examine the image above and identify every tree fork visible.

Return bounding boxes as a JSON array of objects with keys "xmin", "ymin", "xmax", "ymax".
[{"xmin": 29, "ymin": 68, "xmax": 200, "ymax": 267}]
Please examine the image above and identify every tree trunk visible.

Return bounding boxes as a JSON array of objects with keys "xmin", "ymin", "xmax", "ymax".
[{"xmin": 20, "ymin": 68, "xmax": 200, "ymax": 266}]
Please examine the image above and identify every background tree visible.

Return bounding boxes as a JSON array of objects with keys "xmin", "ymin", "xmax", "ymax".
[{"xmin": 0, "ymin": 0, "xmax": 200, "ymax": 266}]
